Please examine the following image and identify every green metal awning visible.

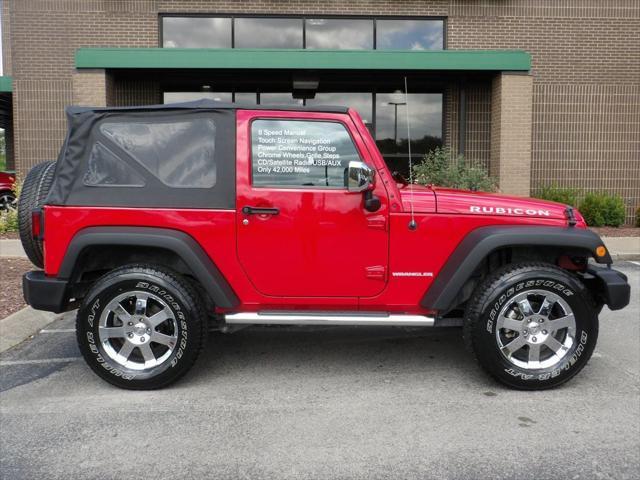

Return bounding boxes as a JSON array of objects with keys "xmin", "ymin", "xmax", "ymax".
[
  {"xmin": 0, "ymin": 76, "xmax": 13, "ymax": 93},
  {"xmin": 75, "ymin": 48, "xmax": 531, "ymax": 71}
]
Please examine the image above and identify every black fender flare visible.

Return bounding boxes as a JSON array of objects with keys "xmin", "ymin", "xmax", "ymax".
[
  {"xmin": 58, "ymin": 226, "xmax": 239, "ymax": 309},
  {"xmin": 421, "ymin": 226, "xmax": 611, "ymax": 312}
]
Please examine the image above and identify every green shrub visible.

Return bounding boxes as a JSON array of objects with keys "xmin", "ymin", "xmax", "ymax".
[
  {"xmin": 579, "ymin": 192, "xmax": 626, "ymax": 227},
  {"xmin": 0, "ymin": 208, "xmax": 18, "ymax": 233},
  {"xmin": 413, "ymin": 147, "xmax": 498, "ymax": 192},
  {"xmin": 635, "ymin": 207, "xmax": 640, "ymax": 228},
  {"xmin": 534, "ymin": 185, "xmax": 581, "ymax": 207}
]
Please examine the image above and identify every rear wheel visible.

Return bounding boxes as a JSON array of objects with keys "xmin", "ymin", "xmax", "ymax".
[
  {"xmin": 18, "ymin": 160, "xmax": 56, "ymax": 267},
  {"xmin": 76, "ymin": 265, "xmax": 206, "ymax": 389},
  {"xmin": 464, "ymin": 263, "xmax": 598, "ymax": 390}
]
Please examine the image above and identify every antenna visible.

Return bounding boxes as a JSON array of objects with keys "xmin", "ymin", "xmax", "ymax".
[{"xmin": 404, "ymin": 77, "xmax": 417, "ymax": 231}]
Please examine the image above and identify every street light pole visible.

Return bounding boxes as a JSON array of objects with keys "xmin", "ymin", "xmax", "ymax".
[{"xmin": 387, "ymin": 101, "xmax": 406, "ymax": 144}]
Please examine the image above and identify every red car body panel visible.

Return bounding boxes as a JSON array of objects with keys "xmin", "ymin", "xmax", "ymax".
[
  {"xmin": 0, "ymin": 171, "xmax": 15, "ymax": 192},
  {"xmin": 235, "ymin": 109, "xmax": 391, "ymax": 299},
  {"xmin": 42, "ymin": 108, "xmax": 583, "ymax": 315}
]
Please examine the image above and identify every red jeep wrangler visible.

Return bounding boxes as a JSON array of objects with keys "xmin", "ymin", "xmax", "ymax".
[{"xmin": 19, "ymin": 100, "xmax": 630, "ymax": 390}]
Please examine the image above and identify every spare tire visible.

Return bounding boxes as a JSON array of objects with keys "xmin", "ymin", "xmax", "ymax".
[{"xmin": 18, "ymin": 161, "xmax": 56, "ymax": 268}]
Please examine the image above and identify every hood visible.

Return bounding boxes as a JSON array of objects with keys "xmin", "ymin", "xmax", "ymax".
[{"xmin": 433, "ymin": 187, "xmax": 573, "ymax": 221}]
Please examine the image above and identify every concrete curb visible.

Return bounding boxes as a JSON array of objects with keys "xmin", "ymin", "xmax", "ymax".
[
  {"xmin": 0, "ymin": 307, "xmax": 61, "ymax": 353},
  {"xmin": 601, "ymin": 237, "xmax": 640, "ymax": 262},
  {"xmin": 611, "ymin": 254, "xmax": 640, "ymax": 261},
  {"xmin": 0, "ymin": 239, "xmax": 26, "ymax": 258}
]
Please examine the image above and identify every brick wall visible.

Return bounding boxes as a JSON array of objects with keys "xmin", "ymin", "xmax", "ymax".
[
  {"xmin": 490, "ymin": 74, "xmax": 533, "ymax": 196},
  {"xmin": 531, "ymin": 83, "xmax": 640, "ymax": 218},
  {"xmin": 4, "ymin": 0, "xmax": 640, "ymax": 222},
  {"xmin": 6, "ymin": 0, "xmax": 157, "ymax": 174},
  {"xmin": 447, "ymin": 0, "xmax": 640, "ymax": 222},
  {"xmin": 111, "ymin": 78, "xmax": 161, "ymax": 106},
  {"xmin": 446, "ymin": 82, "xmax": 492, "ymax": 169}
]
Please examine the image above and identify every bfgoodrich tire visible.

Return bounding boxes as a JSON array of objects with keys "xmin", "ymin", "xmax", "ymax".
[
  {"xmin": 18, "ymin": 160, "xmax": 56, "ymax": 268},
  {"xmin": 464, "ymin": 262, "xmax": 598, "ymax": 390},
  {"xmin": 76, "ymin": 265, "xmax": 206, "ymax": 390}
]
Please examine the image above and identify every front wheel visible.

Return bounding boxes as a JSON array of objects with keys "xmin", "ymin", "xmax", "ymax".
[
  {"xmin": 464, "ymin": 263, "xmax": 599, "ymax": 390},
  {"xmin": 76, "ymin": 265, "xmax": 206, "ymax": 389}
]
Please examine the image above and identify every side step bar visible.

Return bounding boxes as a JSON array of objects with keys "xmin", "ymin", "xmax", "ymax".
[{"xmin": 224, "ymin": 312, "xmax": 435, "ymax": 327}]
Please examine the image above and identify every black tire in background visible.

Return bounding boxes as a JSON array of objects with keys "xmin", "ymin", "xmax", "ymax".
[{"xmin": 18, "ymin": 161, "xmax": 56, "ymax": 268}]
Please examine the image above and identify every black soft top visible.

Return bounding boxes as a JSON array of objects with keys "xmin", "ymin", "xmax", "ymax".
[{"xmin": 66, "ymin": 99, "xmax": 350, "ymax": 115}]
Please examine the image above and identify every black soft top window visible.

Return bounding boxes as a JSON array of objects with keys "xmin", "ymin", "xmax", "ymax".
[
  {"xmin": 100, "ymin": 118, "xmax": 217, "ymax": 189},
  {"xmin": 46, "ymin": 102, "xmax": 235, "ymax": 209}
]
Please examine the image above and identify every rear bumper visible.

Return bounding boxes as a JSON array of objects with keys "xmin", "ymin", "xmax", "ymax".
[
  {"xmin": 585, "ymin": 266, "xmax": 631, "ymax": 311},
  {"xmin": 22, "ymin": 271, "xmax": 69, "ymax": 313}
]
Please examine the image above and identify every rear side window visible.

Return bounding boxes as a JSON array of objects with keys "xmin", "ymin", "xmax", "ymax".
[
  {"xmin": 251, "ymin": 119, "xmax": 360, "ymax": 188},
  {"xmin": 100, "ymin": 119, "xmax": 217, "ymax": 188}
]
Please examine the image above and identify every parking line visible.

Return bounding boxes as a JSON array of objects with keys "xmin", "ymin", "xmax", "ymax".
[
  {"xmin": 0, "ymin": 357, "xmax": 81, "ymax": 366},
  {"xmin": 40, "ymin": 328, "xmax": 76, "ymax": 333},
  {"xmin": 630, "ymin": 261, "xmax": 640, "ymax": 266}
]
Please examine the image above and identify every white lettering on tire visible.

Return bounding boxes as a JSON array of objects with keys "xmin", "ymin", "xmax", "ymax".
[
  {"xmin": 85, "ymin": 281, "xmax": 189, "ymax": 380},
  {"xmin": 484, "ymin": 278, "xmax": 584, "ymax": 382}
]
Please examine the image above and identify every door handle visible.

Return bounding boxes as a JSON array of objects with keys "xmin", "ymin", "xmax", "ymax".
[{"xmin": 242, "ymin": 206, "xmax": 280, "ymax": 215}]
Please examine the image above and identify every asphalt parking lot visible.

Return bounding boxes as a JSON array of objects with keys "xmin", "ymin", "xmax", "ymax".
[{"xmin": 1, "ymin": 262, "xmax": 638, "ymax": 480}]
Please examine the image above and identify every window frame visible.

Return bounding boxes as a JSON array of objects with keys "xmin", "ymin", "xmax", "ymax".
[{"xmin": 248, "ymin": 117, "xmax": 365, "ymax": 190}]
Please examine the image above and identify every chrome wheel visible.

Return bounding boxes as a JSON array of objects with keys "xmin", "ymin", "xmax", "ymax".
[
  {"xmin": 496, "ymin": 289, "xmax": 576, "ymax": 370},
  {"xmin": 98, "ymin": 291, "xmax": 178, "ymax": 371},
  {"xmin": 0, "ymin": 192, "xmax": 16, "ymax": 211}
]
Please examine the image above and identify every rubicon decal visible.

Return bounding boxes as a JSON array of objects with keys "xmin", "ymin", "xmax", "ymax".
[{"xmin": 470, "ymin": 206, "xmax": 551, "ymax": 216}]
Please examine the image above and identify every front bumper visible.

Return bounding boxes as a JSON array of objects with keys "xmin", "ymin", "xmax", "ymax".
[
  {"xmin": 23, "ymin": 271, "xmax": 70, "ymax": 313},
  {"xmin": 585, "ymin": 266, "xmax": 631, "ymax": 311}
]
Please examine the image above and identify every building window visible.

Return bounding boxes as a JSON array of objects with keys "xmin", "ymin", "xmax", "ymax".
[
  {"xmin": 306, "ymin": 92, "xmax": 373, "ymax": 125},
  {"xmin": 234, "ymin": 18, "xmax": 303, "ymax": 49},
  {"xmin": 259, "ymin": 93, "xmax": 304, "ymax": 106},
  {"xmin": 376, "ymin": 19, "xmax": 444, "ymax": 50},
  {"xmin": 163, "ymin": 92, "xmax": 232, "ymax": 103},
  {"xmin": 375, "ymin": 92, "xmax": 443, "ymax": 175},
  {"xmin": 160, "ymin": 15, "xmax": 444, "ymax": 175},
  {"xmin": 234, "ymin": 92, "xmax": 259, "ymax": 105},
  {"xmin": 162, "ymin": 89, "xmax": 442, "ymax": 176},
  {"xmin": 162, "ymin": 17, "xmax": 231, "ymax": 48},
  {"xmin": 161, "ymin": 16, "xmax": 444, "ymax": 51},
  {"xmin": 305, "ymin": 19, "xmax": 373, "ymax": 50}
]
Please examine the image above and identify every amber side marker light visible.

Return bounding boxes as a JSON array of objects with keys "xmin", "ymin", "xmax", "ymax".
[{"xmin": 596, "ymin": 246, "xmax": 607, "ymax": 257}]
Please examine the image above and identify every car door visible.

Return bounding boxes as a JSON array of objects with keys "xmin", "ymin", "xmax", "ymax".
[{"xmin": 236, "ymin": 110, "xmax": 389, "ymax": 298}]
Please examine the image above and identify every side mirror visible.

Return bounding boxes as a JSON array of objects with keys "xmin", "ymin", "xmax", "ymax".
[{"xmin": 346, "ymin": 161, "xmax": 375, "ymax": 193}]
